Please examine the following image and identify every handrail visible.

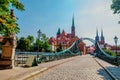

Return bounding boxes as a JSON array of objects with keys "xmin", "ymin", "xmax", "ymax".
[{"xmin": 96, "ymin": 42, "xmax": 115, "ymax": 59}]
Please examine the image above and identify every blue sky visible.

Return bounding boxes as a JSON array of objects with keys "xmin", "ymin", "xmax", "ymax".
[{"xmin": 14, "ymin": 0, "xmax": 120, "ymax": 45}]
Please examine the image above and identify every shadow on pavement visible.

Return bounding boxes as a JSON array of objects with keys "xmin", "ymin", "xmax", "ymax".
[
  {"xmin": 98, "ymin": 66, "xmax": 120, "ymax": 80},
  {"xmin": 98, "ymin": 68, "xmax": 112, "ymax": 80}
]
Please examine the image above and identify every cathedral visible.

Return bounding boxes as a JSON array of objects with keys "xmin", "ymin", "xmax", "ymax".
[
  {"xmin": 49, "ymin": 16, "xmax": 78, "ymax": 51},
  {"xmin": 95, "ymin": 29, "xmax": 105, "ymax": 48}
]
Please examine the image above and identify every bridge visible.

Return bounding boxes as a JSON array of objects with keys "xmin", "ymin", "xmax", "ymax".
[
  {"xmin": 14, "ymin": 37, "xmax": 118, "ymax": 67},
  {"xmin": 35, "ymin": 37, "xmax": 117, "ymax": 65}
]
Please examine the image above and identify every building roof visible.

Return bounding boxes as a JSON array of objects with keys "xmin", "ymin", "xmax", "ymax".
[
  {"xmin": 110, "ymin": 46, "xmax": 120, "ymax": 50},
  {"xmin": 61, "ymin": 29, "xmax": 67, "ymax": 36}
]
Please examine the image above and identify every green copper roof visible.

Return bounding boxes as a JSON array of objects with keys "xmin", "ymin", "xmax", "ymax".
[
  {"xmin": 72, "ymin": 16, "xmax": 75, "ymax": 27},
  {"xmin": 57, "ymin": 28, "xmax": 61, "ymax": 35},
  {"xmin": 96, "ymin": 28, "xmax": 99, "ymax": 36},
  {"xmin": 101, "ymin": 28, "xmax": 103, "ymax": 37}
]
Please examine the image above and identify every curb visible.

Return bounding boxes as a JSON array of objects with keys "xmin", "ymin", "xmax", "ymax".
[
  {"xmin": 94, "ymin": 57, "xmax": 118, "ymax": 80},
  {"xmin": 19, "ymin": 57, "xmax": 76, "ymax": 80},
  {"xmin": 19, "ymin": 68, "xmax": 48, "ymax": 80}
]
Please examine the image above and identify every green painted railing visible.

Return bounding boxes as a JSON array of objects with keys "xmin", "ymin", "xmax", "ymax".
[{"xmin": 15, "ymin": 37, "xmax": 118, "ymax": 66}]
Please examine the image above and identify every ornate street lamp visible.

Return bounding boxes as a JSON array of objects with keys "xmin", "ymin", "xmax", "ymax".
[
  {"xmin": 37, "ymin": 29, "xmax": 41, "ymax": 51},
  {"xmin": 114, "ymin": 36, "xmax": 118, "ymax": 66},
  {"xmin": 37, "ymin": 29, "xmax": 41, "ymax": 61}
]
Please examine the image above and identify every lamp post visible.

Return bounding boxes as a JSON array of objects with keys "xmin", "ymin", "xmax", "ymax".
[
  {"xmin": 37, "ymin": 29, "xmax": 41, "ymax": 61},
  {"xmin": 114, "ymin": 36, "xmax": 118, "ymax": 66}
]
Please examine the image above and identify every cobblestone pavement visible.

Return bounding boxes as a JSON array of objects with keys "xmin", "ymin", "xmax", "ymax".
[
  {"xmin": 95, "ymin": 57, "xmax": 120, "ymax": 80},
  {"xmin": 0, "ymin": 56, "xmax": 76, "ymax": 80},
  {"xmin": 29, "ymin": 55, "xmax": 112, "ymax": 80}
]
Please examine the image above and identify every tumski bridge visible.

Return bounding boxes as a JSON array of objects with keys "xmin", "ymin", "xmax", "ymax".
[{"xmin": 33, "ymin": 37, "xmax": 117, "ymax": 65}]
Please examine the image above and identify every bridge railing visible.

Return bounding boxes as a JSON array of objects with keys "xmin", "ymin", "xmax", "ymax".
[
  {"xmin": 15, "ymin": 37, "xmax": 120, "ymax": 67},
  {"xmin": 15, "ymin": 51, "xmax": 79, "ymax": 67},
  {"xmin": 95, "ymin": 42, "xmax": 118, "ymax": 65},
  {"xmin": 77, "ymin": 38, "xmax": 120, "ymax": 65},
  {"xmin": 15, "ymin": 38, "xmax": 93, "ymax": 66},
  {"xmin": 16, "ymin": 37, "xmax": 118, "ymax": 66}
]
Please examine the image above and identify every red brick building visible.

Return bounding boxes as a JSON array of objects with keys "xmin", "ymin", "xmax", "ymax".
[
  {"xmin": 49, "ymin": 16, "xmax": 78, "ymax": 51},
  {"xmin": 78, "ymin": 41, "xmax": 86, "ymax": 55}
]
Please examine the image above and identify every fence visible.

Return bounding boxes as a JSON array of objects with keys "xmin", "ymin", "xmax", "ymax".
[{"xmin": 14, "ymin": 52, "xmax": 79, "ymax": 67}]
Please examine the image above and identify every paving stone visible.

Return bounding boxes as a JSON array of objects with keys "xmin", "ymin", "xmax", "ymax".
[
  {"xmin": 31, "ymin": 55, "xmax": 112, "ymax": 80},
  {"xmin": 95, "ymin": 57, "xmax": 120, "ymax": 80}
]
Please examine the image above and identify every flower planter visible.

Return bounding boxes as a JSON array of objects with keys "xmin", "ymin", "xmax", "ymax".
[{"xmin": 0, "ymin": 36, "xmax": 16, "ymax": 69}]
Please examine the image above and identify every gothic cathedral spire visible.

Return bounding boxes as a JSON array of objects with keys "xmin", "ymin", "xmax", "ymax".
[
  {"xmin": 57, "ymin": 28, "xmax": 61, "ymax": 38},
  {"xmin": 95, "ymin": 28, "xmax": 99, "ymax": 43},
  {"xmin": 71, "ymin": 16, "xmax": 75, "ymax": 38},
  {"xmin": 72, "ymin": 16, "xmax": 75, "ymax": 27},
  {"xmin": 101, "ymin": 28, "xmax": 105, "ymax": 44}
]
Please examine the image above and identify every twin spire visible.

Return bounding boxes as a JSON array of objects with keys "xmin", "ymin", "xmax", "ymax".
[
  {"xmin": 95, "ymin": 28, "xmax": 105, "ymax": 44},
  {"xmin": 96, "ymin": 28, "xmax": 104, "ymax": 37},
  {"xmin": 101, "ymin": 29, "xmax": 103, "ymax": 37},
  {"xmin": 96, "ymin": 28, "xmax": 99, "ymax": 37}
]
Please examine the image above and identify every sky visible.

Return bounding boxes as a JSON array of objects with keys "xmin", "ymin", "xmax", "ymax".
[{"xmin": 14, "ymin": 0, "xmax": 120, "ymax": 45}]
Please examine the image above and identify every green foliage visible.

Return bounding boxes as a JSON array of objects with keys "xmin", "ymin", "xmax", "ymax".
[
  {"xmin": 42, "ymin": 42, "xmax": 51, "ymax": 52},
  {"xmin": 40, "ymin": 33, "xmax": 51, "ymax": 52},
  {"xmin": 33, "ymin": 39, "xmax": 43, "ymax": 51},
  {"xmin": 17, "ymin": 37, "xmax": 31, "ymax": 51},
  {"xmin": 56, "ymin": 43, "xmax": 62, "ymax": 52},
  {"xmin": 103, "ymin": 48, "xmax": 116, "ymax": 57},
  {"xmin": 111, "ymin": 0, "xmax": 120, "ymax": 14},
  {"xmin": 56, "ymin": 48, "xmax": 62, "ymax": 52},
  {"xmin": 27, "ymin": 35, "xmax": 34, "ymax": 44},
  {"xmin": 17, "ymin": 33, "xmax": 51, "ymax": 52},
  {"xmin": 0, "ymin": 0, "xmax": 24, "ymax": 36},
  {"xmin": 26, "ymin": 35, "xmax": 34, "ymax": 51},
  {"xmin": 41, "ymin": 33, "xmax": 49, "ymax": 43}
]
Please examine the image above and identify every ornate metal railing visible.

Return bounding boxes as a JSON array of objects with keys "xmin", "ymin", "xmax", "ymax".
[{"xmin": 15, "ymin": 37, "xmax": 119, "ymax": 67}]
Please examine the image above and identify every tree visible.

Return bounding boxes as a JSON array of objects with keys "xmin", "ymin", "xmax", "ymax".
[
  {"xmin": 56, "ymin": 43, "xmax": 63, "ymax": 52},
  {"xmin": 32, "ymin": 33, "xmax": 51, "ymax": 52},
  {"xmin": 33, "ymin": 39, "xmax": 43, "ymax": 51},
  {"xmin": 27, "ymin": 35, "xmax": 34, "ymax": 44},
  {"xmin": 111, "ymin": 0, "xmax": 120, "ymax": 14},
  {"xmin": 16, "ymin": 33, "xmax": 51, "ymax": 52},
  {"xmin": 40, "ymin": 33, "xmax": 51, "ymax": 52},
  {"xmin": 17, "ymin": 37, "xmax": 31, "ymax": 51},
  {"xmin": 0, "ymin": 0, "xmax": 24, "ymax": 36},
  {"xmin": 27, "ymin": 35, "xmax": 34, "ymax": 51},
  {"xmin": 42, "ymin": 41, "xmax": 51, "ymax": 52},
  {"xmin": 41, "ymin": 33, "xmax": 48, "ymax": 42},
  {"xmin": 103, "ymin": 48, "xmax": 116, "ymax": 57}
]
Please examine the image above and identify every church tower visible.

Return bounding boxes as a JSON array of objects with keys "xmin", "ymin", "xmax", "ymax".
[
  {"xmin": 101, "ymin": 29, "xmax": 105, "ymax": 44},
  {"xmin": 71, "ymin": 16, "xmax": 75, "ymax": 38},
  {"xmin": 95, "ymin": 29, "xmax": 99, "ymax": 43},
  {"xmin": 57, "ymin": 28, "xmax": 61, "ymax": 38}
]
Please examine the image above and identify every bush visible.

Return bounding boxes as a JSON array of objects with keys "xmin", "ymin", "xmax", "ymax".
[{"xmin": 103, "ymin": 48, "xmax": 116, "ymax": 57}]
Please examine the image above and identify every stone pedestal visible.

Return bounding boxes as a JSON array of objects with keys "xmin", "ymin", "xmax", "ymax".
[{"xmin": 0, "ymin": 36, "xmax": 16, "ymax": 69}]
